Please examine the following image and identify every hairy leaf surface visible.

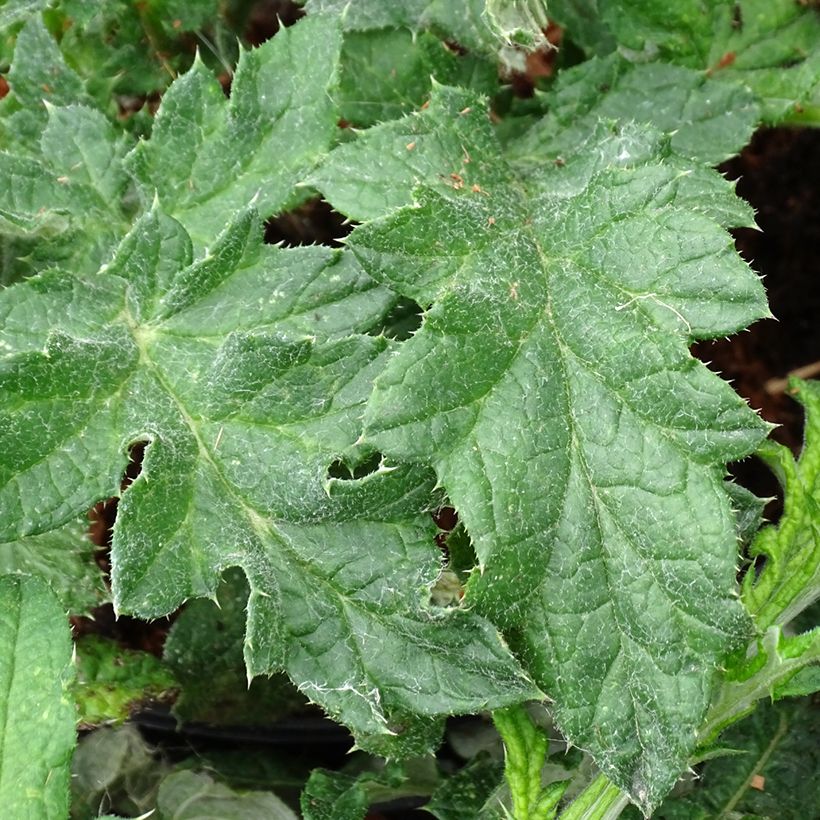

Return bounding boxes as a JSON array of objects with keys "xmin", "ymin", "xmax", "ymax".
[
  {"xmin": 0, "ymin": 206, "xmax": 538, "ymax": 752},
  {"xmin": 304, "ymin": 0, "xmax": 549, "ymax": 66},
  {"xmin": 0, "ymin": 517, "xmax": 104, "ymax": 613},
  {"xmin": 126, "ymin": 14, "xmax": 343, "ymax": 248},
  {"xmin": 508, "ymin": 54, "xmax": 760, "ymax": 166},
  {"xmin": 552, "ymin": 0, "xmax": 820, "ymax": 121},
  {"xmin": 743, "ymin": 379, "xmax": 820, "ymax": 630},
  {"xmin": 0, "ymin": 574, "xmax": 75, "ymax": 819},
  {"xmin": 314, "ymin": 86, "xmax": 769, "ymax": 811}
]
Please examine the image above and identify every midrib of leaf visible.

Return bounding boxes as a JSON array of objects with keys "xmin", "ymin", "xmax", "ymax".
[
  {"xmin": 715, "ymin": 708, "xmax": 789, "ymax": 819},
  {"xmin": 125, "ymin": 320, "xmax": 418, "ymax": 627}
]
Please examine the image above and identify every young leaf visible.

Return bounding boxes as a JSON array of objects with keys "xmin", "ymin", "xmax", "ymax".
[
  {"xmin": 0, "ymin": 102, "xmax": 132, "ymax": 277},
  {"xmin": 314, "ymin": 85, "xmax": 770, "ymax": 811},
  {"xmin": 74, "ymin": 635, "xmax": 178, "ymax": 727},
  {"xmin": 0, "ymin": 573, "xmax": 75, "ymax": 819},
  {"xmin": 0, "ymin": 206, "xmax": 539, "ymax": 754},
  {"xmin": 743, "ymin": 378, "xmax": 820, "ymax": 630},
  {"xmin": 493, "ymin": 705, "xmax": 568, "ymax": 819},
  {"xmin": 424, "ymin": 753, "xmax": 506, "ymax": 819},
  {"xmin": 126, "ymin": 14, "xmax": 343, "ymax": 248},
  {"xmin": 700, "ymin": 625, "xmax": 820, "ymax": 742}
]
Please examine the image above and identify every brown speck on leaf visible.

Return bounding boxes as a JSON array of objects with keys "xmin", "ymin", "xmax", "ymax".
[
  {"xmin": 487, "ymin": 216, "xmax": 496, "ymax": 226},
  {"xmin": 172, "ymin": 18, "xmax": 182, "ymax": 29},
  {"xmin": 459, "ymin": 106, "xmax": 472, "ymax": 116},
  {"xmin": 420, "ymin": 99, "xmax": 430, "ymax": 110},
  {"xmin": 42, "ymin": 83, "xmax": 51, "ymax": 93},
  {"xmin": 751, "ymin": 774, "xmax": 765, "ymax": 791},
  {"xmin": 707, "ymin": 51, "xmax": 736, "ymax": 75},
  {"xmin": 554, "ymin": 157, "xmax": 566, "ymax": 167},
  {"xmin": 406, "ymin": 141, "xmax": 416, "ymax": 151},
  {"xmin": 471, "ymin": 183, "xmax": 489, "ymax": 196},
  {"xmin": 462, "ymin": 146, "xmax": 472, "ymax": 164},
  {"xmin": 449, "ymin": 172, "xmax": 465, "ymax": 189},
  {"xmin": 0, "ymin": 75, "xmax": 8, "ymax": 100}
]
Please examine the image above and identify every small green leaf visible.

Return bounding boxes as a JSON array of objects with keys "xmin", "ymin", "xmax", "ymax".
[
  {"xmin": 337, "ymin": 28, "xmax": 496, "ymax": 128},
  {"xmin": 700, "ymin": 626, "xmax": 820, "ymax": 742},
  {"xmin": 305, "ymin": 0, "xmax": 548, "ymax": 66},
  {"xmin": 0, "ymin": 573, "xmax": 75, "ymax": 819},
  {"xmin": 743, "ymin": 378, "xmax": 820, "ymax": 631},
  {"xmin": 0, "ymin": 102, "xmax": 132, "ymax": 276},
  {"xmin": 126, "ymin": 14, "xmax": 343, "ymax": 248},
  {"xmin": 425, "ymin": 753, "xmax": 506, "ymax": 819},
  {"xmin": 508, "ymin": 53, "xmax": 761, "ymax": 166}
]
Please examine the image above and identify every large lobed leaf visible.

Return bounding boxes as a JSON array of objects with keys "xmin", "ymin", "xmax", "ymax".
[
  {"xmin": 313, "ymin": 85, "xmax": 770, "ymax": 812},
  {"xmin": 0, "ymin": 205, "xmax": 539, "ymax": 754}
]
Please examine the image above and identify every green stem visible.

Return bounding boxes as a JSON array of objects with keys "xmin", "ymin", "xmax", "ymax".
[
  {"xmin": 558, "ymin": 774, "xmax": 630, "ymax": 820},
  {"xmin": 493, "ymin": 705, "xmax": 568, "ymax": 820}
]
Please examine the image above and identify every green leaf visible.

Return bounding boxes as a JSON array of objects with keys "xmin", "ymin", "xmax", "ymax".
[
  {"xmin": 508, "ymin": 53, "xmax": 761, "ymax": 166},
  {"xmin": 0, "ymin": 101, "xmax": 132, "ymax": 277},
  {"xmin": 314, "ymin": 85, "xmax": 770, "ymax": 812},
  {"xmin": 74, "ymin": 635, "xmax": 178, "ymax": 726},
  {"xmin": 125, "ymin": 14, "xmax": 343, "ymax": 248},
  {"xmin": 553, "ymin": 0, "xmax": 820, "ymax": 122},
  {"xmin": 0, "ymin": 516, "xmax": 104, "ymax": 613},
  {"xmin": 424, "ymin": 753, "xmax": 506, "ymax": 819},
  {"xmin": 301, "ymin": 758, "xmax": 439, "ymax": 820},
  {"xmin": 337, "ymin": 28, "xmax": 496, "ymax": 128},
  {"xmin": 158, "ymin": 770, "xmax": 298, "ymax": 820},
  {"xmin": 0, "ymin": 573, "xmax": 75, "ymax": 819},
  {"xmin": 305, "ymin": 0, "xmax": 550, "ymax": 67},
  {"xmin": 164, "ymin": 568, "xmax": 306, "ymax": 725},
  {"xmin": 700, "ymin": 625, "xmax": 820, "ymax": 742},
  {"xmin": 0, "ymin": 205, "xmax": 539, "ymax": 754},
  {"xmin": 661, "ymin": 700, "xmax": 820, "ymax": 820},
  {"xmin": 301, "ymin": 769, "xmax": 371, "ymax": 820},
  {"xmin": 742, "ymin": 378, "xmax": 820, "ymax": 631},
  {"xmin": 0, "ymin": 0, "xmax": 49, "ymax": 30}
]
